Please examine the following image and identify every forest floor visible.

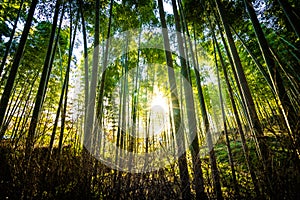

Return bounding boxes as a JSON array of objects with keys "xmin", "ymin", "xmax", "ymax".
[{"xmin": 1, "ymin": 128, "xmax": 300, "ymax": 199}]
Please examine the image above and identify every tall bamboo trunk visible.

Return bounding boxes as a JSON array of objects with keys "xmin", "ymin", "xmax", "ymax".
[
  {"xmin": 172, "ymin": 0, "xmax": 208, "ymax": 199},
  {"xmin": 26, "ymin": 0, "xmax": 61, "ymax": 161},
  {"xmin": 217, "ymin": 24, "xmax": 262, "ymax": 198},
  {"xmin": 214, "ymin": 0, "xmax": 268, "ymax": 167},
  {"xmin": 0, "ymin": 0, "xmax": 38, "ymax": 137},
  {"xmin": 212, "ymin": 32, "xmax": 240, "ymax": 199},
  {"xmin": 276, "ymin": 0, "xmax": 300, "ymax": 38},
  {"xmin": 191, "ymin": 16, "xmax": 224, "ymax": 200},
  {"xmin": 0, "ymin": 0, "xmax": 24, "ymax": 78},
  {"xmin": 82, "ymin": 0, "xmax": 100, "ymax": 198},
  {"xmin": 214, "ymin": 0, "xmax": 275, "ymax": 197},
  {"xmin": 158, "ymin": 0, "xmax": 191, "ymax": 198},
  {"xmin": 78, "ymin": 0, "xmax": 89, "ymax": 145},
  {"xmin": 244, "ymin": 0, "xmax": 297, "ymax": 140},
  {"xmin": 58, "ymin": 8, "xmax": 78, "ymax": 155}
]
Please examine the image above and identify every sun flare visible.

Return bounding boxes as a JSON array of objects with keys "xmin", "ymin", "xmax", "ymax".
[
  {"xmin": 148, "ymin": 89, "xmax": 170, "ymax": 136},
  {"xmin": 150, "ymin": 92, "xmax": 169, "ymax": 112}
]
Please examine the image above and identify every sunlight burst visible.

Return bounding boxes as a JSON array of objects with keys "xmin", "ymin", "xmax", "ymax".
[{"xmin": 149, "ymin": 90, "xmax": 169, "ymax": 136}]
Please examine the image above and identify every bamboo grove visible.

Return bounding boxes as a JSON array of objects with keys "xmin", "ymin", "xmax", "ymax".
[{"xmin": 0, "ymin": 0, "xmax": 299, "ymax": 199}]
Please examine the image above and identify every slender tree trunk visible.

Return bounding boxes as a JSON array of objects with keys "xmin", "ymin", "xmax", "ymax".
[
  {"xmin": 25, "ymin": 0, "xmax": 61, "ymax": 163},
  {"xmin": 271, "ymin": 46, "xmax": 300, "ymax": 96},
  {"xmin": 1, "ymin": 77, "xmax": 27, "ymax": 135},
  {"xmin": 58, "ymin": 4, "xmax": 78, "ymax": 155},
  {"xmin": 215, "ymin": 32, "xmax": 262, "ymax": 198},
  {"xmin": 143, "ymin": 69, "xmax": 155, "ymax": 171},
  {"xmin": 230, "ymin": 26, "xmax": 274, "ymax": 93},
  {"xmin": 213, "ymin": 13, "xmax": 252, "ymax": 132},
  {"xmin": 114, "ymin": 62, "xmax": 125, "ymax": 200},
  {"xmin": 0, "ymin": 0, "xmax": 38, "ymax": 136},
  {"xmin": 78, "ymin": 0, "xmax": 89, "ymax": 144},
  {"xmin": 214, "ymin": 0, "xmax": 277, "ymax": 197},
  {"xmin": 82, "ymin": 0, "xmax": 100, "ymax": 197},
  {"xmin": 172, "ymin": 0, "xmax": 208, "ymax": 199},
  {"xmin": 129, "ymin": 29, "xmax": 141, "ymax": 173},
  {"xmin": 244, "ymin": 0, "xmax": 297, "ymax": 138},
  {"xmin": 39, "ymin": 4, "xmax": 66, "ymax": 197},
  {"xmin": 193, "ymin": 34, "xmax": 223, "ymax": 200},
  {"xmin": 0, "ymin": 0, "xmax": 24, "ymax": 78},
  {"xmin": 44, "ymin": 3, "xmax": 66, "ymax": 160},
  {"xmin": 84, "ymin": 0, "xmax": 100, "ymax": 150},
  {"xmin": 189, "ymin": 17, "xmax": 225, "ymax": 200},
  {"xmin": 11, "ymin": 75, "xmax": 37, "ymax": 139},
  {"xmin": 213, "ymin": 34, "xmax": 241, "ymax": 198},
  {"xmin": 214, "ymin": 0, "xmax": 268, "ymax": 167},
  {"xmin": 276, "ymin": 0, "xmax": 300, "ymax": 38},
  {"xmin": 96, "ymin": 0, "xmax": 113, "ymax": 123},
  {"xmin": 158, "ymin": 0, "xmax": 191, "ymax": 198},
  {"xmin": 244, "ymin": 1, "xmax": 300, "ymax": 194}
]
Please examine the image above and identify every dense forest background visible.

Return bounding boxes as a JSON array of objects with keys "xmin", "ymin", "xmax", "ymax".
[{"xmin": 0, "ymin": 0, "xmax": 299, "ymax": 199}]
